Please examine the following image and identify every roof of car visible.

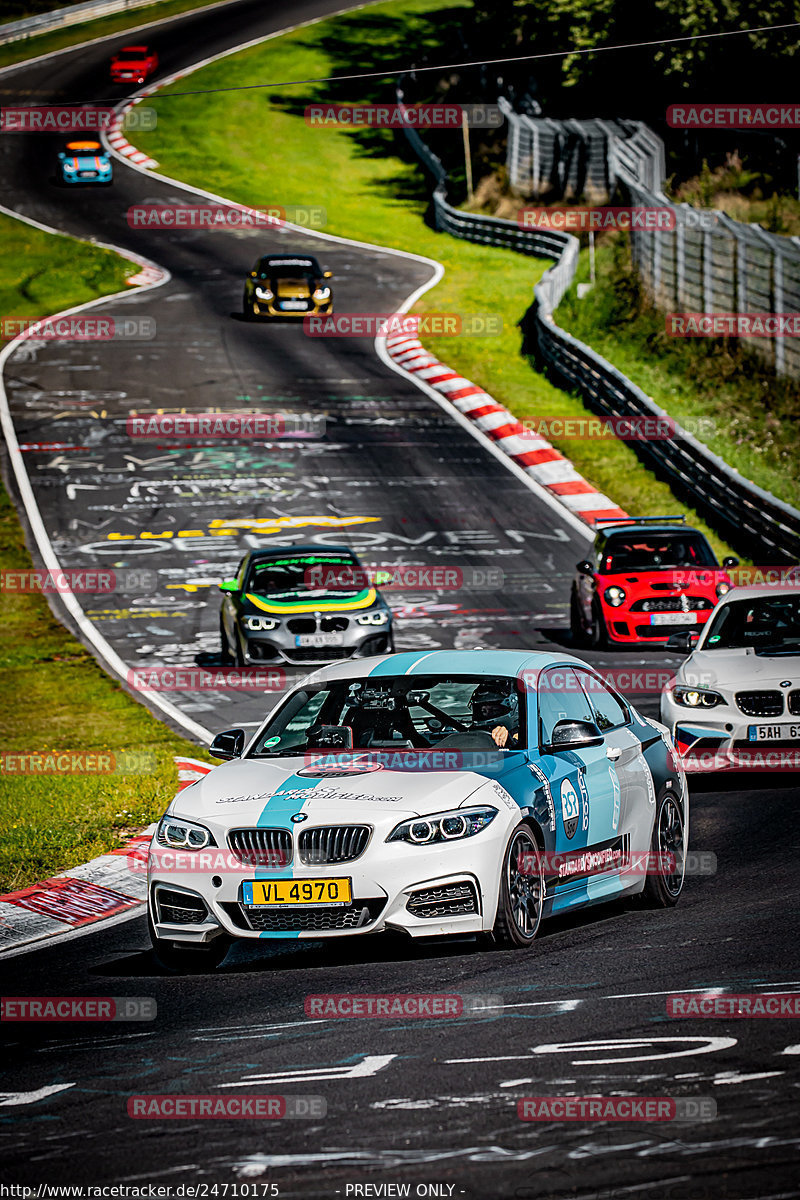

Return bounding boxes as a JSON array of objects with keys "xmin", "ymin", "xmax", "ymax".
[
  {"xmin": 304, "ymin": 648, "xmax": 595, "ymax": 685},
  {"xmin": 247, "ymin": 544, "xmax": 356, "ymax": 561},
  {"xmin": 120, "ymin": 45, "xmax": 148, "ymax": 51}
]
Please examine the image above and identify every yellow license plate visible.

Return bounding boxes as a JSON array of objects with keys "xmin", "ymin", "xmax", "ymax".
[{"xmin": 243, "ymin": 878, "xmax": 351, "ymax": 907}]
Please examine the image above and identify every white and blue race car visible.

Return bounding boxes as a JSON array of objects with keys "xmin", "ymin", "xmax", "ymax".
[{"xmin": 148, "ymin": 650, "xmax": 688, "ymax": 970}]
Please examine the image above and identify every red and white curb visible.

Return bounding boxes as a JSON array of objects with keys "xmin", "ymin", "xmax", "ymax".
[
  {"xmin": 0, "ymin": 757, "xmax": 213, "ymax": 955},
  {"xmin": 106, "ymin": 95, "xmax": 159, "ymax": 170},
  {"xmin": 385, "ymin": 335, "xmax": 628, "ymax": 526}
]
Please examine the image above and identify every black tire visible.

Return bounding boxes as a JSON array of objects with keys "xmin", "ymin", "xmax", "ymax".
[
  {"xmin": 148, "ymin": 911, "xmax": 231, "ymax": 974},
  {"xmin": 570, "ymin": 588, "xmax": 587, "ymax": 646},
  {"xmin": 491, "ymin": 823, "xmax": 544, "ymax": 949},
  {"xmin": 590, "ymin": 598, "xmax": 608, "ymax": 650},
  {"xmin": 219, "ymin": 616, "xmax": 233, "ymax": 664},
  {"xmin": 640, "ymin": 786, "xmax": 686, "ymax": 907}
]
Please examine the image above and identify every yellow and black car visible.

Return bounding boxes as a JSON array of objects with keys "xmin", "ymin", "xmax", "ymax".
[{"xmin": 242, "ymin": 253, "xmax": 333, "ymax": 319}]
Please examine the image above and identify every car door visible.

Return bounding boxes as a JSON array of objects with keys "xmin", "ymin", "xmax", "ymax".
[{"xmin": 533, "ymin": 667, "xmax": 620, "ymax": 904}]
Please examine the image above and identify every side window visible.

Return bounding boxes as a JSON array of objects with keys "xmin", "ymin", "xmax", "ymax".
[
  {"xmin": 577, "ymin": 671, "xmax": 629, "ymax": 732},
  {"xmin": 537, "ymin": 667, "xmax": 595, "ymax": 746}
]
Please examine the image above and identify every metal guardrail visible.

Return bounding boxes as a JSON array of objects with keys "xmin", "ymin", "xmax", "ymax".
[
  {"xmin": 0, "ymin": 0, "xmax": 171, "ymax": 46},
  {"xmin": 396, "ymin": 82, "xmax": 800, "ymax": 562}
]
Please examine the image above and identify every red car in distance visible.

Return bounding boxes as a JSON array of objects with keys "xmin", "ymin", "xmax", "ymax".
[
  {"xmin": 570, "ymin": 516, "xmax": 739, "ymax": 648},
  {"xmin": 110, "ymin": 45, "xmax": 159, "ymax": 85}
]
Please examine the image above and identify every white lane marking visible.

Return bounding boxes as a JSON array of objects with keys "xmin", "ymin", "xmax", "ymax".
[
  {"xmin": 219, "ymin": 1054, "xmax": 396, "ymax": 1086},
  {"xmin": 447, "ymin": 1036, "xmax": 737, "ymax": 1065},
  {"xmin": 603, "ymin": 987, "xmax": 727, "ymax": 999},
  {"xmin": 781, "ymin": 1045, "xmax": 800, "ymax": 1054},
  {"xmin": 713, "ymin": 1071, "xmax": 785, "ymax": 1085},
  {"xmin": 498, "ymin": 999, "xmax": 583, "ymax": 1012},
  {"xmin": 0, "ymin": 1083, "xmax": 75, "ymax": 1105}
]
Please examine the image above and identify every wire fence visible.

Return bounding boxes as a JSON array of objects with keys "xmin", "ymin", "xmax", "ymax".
[
  {"xmin": 395, "ymin": 80, "xmax": 800, "ymax": 562},
  {"xmin": 503, "ymin": 101, "xmax": 800, "ymax": 380}
]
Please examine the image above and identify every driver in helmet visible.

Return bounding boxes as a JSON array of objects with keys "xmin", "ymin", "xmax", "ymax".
[{"xmin": 470, "ymin": 680, "xmax": 520, "ymax": 747}]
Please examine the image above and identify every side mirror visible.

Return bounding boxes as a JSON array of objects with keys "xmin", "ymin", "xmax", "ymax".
[
  {"xmin": 576, "ymin": 560, "xmax": 594, "ymax": 576},
  {"xmin": 722, "ymin": 556, "xmax": 739, "ymax": 569},
  {"xmin": 546, "ymin": 719, "xmax": 604, "ymax": 752},
  {"xmin": 323, "ymin": 271, "xmax": 333, "ymax": 279},
  {"xmin": 666, "ymin": 631, "xmax": 699, "ymax": 652},
  {"xmin": 209, "ymin": 728, "xmax": 246, "ymax": 760},
  {"xmin": 218, "ymin": 579, "xmax": 239, "ymax": 593}
]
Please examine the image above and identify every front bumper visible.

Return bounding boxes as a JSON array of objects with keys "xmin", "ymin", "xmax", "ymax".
[
  {"xmin": 239, "ymin": 623, "xmax": 392, "ymax": 666},
  {"xmin": 246, "ymin": 293, "xmax": 333, "ymax": 319},
  {"xmin": 660, "ymin": 692, "xmax": 800, "ymax": 771},
  {"xmin": 603, "ymin": 607, "xmax": 713, "ymax": 644},
  {"xmin": 148, "ymin": 820, "xmax": 509, "ymax": 943}
]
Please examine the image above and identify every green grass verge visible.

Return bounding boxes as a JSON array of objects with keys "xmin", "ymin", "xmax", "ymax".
[
  {"xmin": 132, "ymin": 0, "xmax": 742, "ymax": 559},
  {"xmin": 0, "ymin": 0, "xmax": 230, "ymax": 71},
  {"xmin": 0, "ymin": 211, "xmax": 211, "ymax": 893},
  {"xmin": 556, "ymin": 235, "xmax": 799, "ymax": 510}
]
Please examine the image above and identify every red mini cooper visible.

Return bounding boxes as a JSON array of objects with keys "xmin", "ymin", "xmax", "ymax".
[{"xmin": 570, "ymin": 516, "xmax": 738, "ymax": 648}]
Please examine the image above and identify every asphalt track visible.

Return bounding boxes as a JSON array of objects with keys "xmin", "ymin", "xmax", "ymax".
[{"xmin": 1, "ymin": 2, "xmax": 799, "ymax": 1195}]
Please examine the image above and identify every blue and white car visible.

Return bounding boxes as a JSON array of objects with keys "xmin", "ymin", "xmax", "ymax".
[
  {"xmin": 57, "ymin": 140, "xmax": 112, "ymax": 186},
  {"xmin": 148, "ymin": 650, "xmax": 688, "ymax": 970}
]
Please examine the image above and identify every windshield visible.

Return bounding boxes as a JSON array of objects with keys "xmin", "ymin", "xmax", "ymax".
[
  {"xmin": 256, "ymin": 258, "xmax": 319, "ymax": 279},
  {"xmin": 244, "ymin": 553, "xmax": 364, "ymax": 599},
  {"xmin": 702, "ymin": 594, "xmax": 800, "ymax": 651},
  {"xmin": 602, "ymin": 532, "xmax": 716, "ymax": 572},
  {"xmin": 250, "ymin": 674, "xmax": 526, "ymax": 756},
  {"xmin": 115, "ymin": 49, "xmax": 148, "ymax": 59}
]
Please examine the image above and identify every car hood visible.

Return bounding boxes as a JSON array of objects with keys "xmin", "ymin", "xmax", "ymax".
[
  {"xmin": 242, "ymin": 587, "xmax": 379, "ymax": 614},
  {"xmin": 66, "ymin": 154, "xmax": 108, "ymax": 168},
  {"xmin": 598, "ymin": 570, "xmax": 725, "ymax": 594},
  {"xmin": 171, "ymin": 756, "xmax": 497, "ymax": 827},
  {"xmin": 679, "ymin": 647, "xmax": 800, "ymax": 688}
]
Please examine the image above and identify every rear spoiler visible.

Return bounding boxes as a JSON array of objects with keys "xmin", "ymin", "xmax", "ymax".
[{"xmin": 594, "ymin": 514, "xmax": 686, "ymax": 527}]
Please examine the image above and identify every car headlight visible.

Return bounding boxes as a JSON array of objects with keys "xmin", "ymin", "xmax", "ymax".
[
  {"xmin": 244, "ymin": 615, "xmax": 279, "ymax": 631},
  {"xmin": 255, "ymin": 287, "xmax": 274, "ymax": 300},
  {"xmin": 356, "ymin": 610, "xmax": 389, "ymax": 626},
  {"xmin": 604, "ymin": 586, "xmax": 626, "ymax": 607},
  {"xmin": 716, "ymin": 581, "xmax": 731, "ymax": 596},
  {"xmin": 156, "ymin": 816, "xmax": 215, "ymax": 849},
  {"xmin": 63, "ymin": 163, "xmax": 77, "ymax": 173},
  {"xmin": 313, "ymin": 287, "xmax": 331, "ymax": 301},
  {"xmin": 672, "ymin": 685, "xmax": 725, "ymax": 708},
  {"xmin": 387, "ymin": 805, "xmax": 498, "ymax": 845}
]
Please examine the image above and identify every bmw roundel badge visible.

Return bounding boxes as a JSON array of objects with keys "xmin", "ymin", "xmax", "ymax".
[{"xmin": 290, "ymin": 812, "xmax": 308, "ymax": 823}]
